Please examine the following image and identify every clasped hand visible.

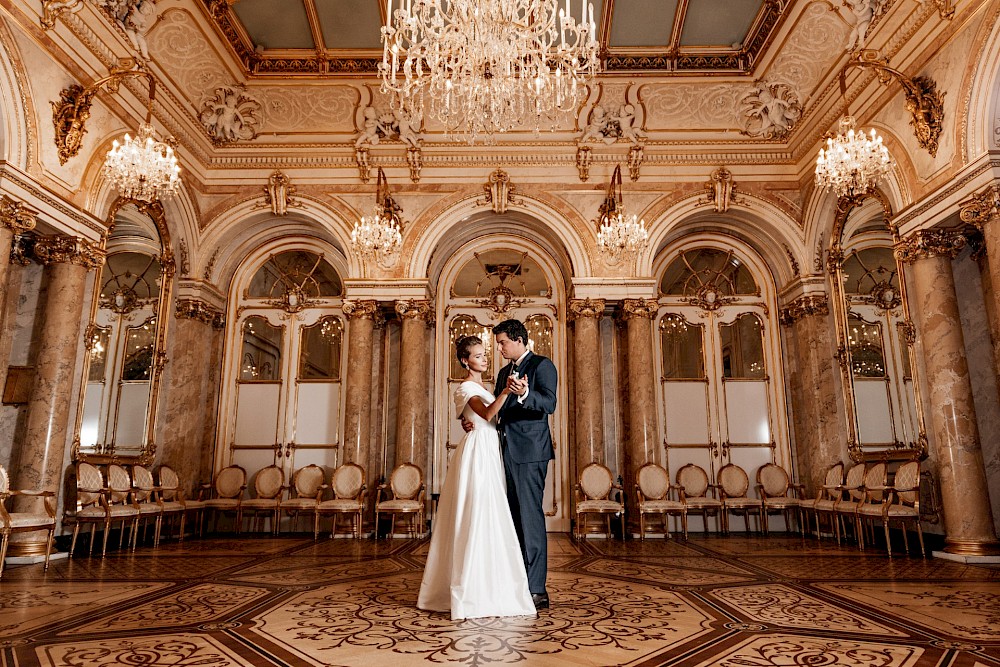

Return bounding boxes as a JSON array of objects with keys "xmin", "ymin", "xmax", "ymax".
[{"xmin": 460, "ymin": 375, "xmax": 528, "ymax": 433}]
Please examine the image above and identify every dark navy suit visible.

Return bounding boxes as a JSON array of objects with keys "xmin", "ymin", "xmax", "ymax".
[{"xmin": 495, "ymin": 351, "xmax": 557, "ymax": 595}]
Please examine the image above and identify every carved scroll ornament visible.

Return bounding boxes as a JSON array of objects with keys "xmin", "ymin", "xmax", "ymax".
[
  {"xmin": 893, "ymin": 229, "xmax": 966, "ymax": 263},
  {"xmin": 568, "ymin": 298, "xmax": 605, "ymax": 320},
  {"xmin": 33, "ymin": 235, "xmax": 105, "ymax": 269}
]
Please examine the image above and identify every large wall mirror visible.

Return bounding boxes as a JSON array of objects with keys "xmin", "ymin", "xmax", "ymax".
[
  {"xmin": 74, "ymin": 199, "xmax": 174, "ymax": 463},
  {"xmin": 828, "ymin": 192, "xmax": 925, "ymax": 462}
]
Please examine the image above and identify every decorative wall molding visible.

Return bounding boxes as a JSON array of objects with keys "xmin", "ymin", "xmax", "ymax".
[
  {"xmin": 616, "ymin": 298, "xmax": 658, "ymax": 321},
  {"xmin": 779, "ymin": 294, "xmax": 830, "ymax": 326},
  {"xmin": 894, "ymin": 229, "xmax": 967, "ymax": 263},
  {"xmin": 568, "ymin": 298, "xmax": 605, "ymax": 320},
  {"xmin": 0, "ymin": 195, "xmax": 38, "ymax": 233},
  {"xmin": 175, "ymin": 297, "xmax": 225, "ymax": 328},
  {"xmin": 342, "ymin": 299, "xmax": 382, "ymax": 322},
  {"xmin": 33, "ymin": 234, "xmax": 105, "ymax": 269},
  {"xmin": 395, "ymin": 299, "xmax": 433, "ymax": 323},
  {"xmin": 478, "ymin": 169, "xmax": 520, "ymax": 214},
  {"xmin": 958, "ymin": 184, "xmax": 1000, "ymax": 227}
]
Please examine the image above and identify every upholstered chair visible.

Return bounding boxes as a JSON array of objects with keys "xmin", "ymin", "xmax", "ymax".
[
  {"xmin": 856, "ymin": 460, "xmax": 924, "ymax": 557},
  {"xmin": 107, "ymin": 464, "xmax": 141, "ymax": 551},
  {"xmin": 635, "ymin": 462, "xmax": 685, "ymax": 539},
  {"xmin": 375, "ymin": 463, "xmax": 426, "ymax": 538},
  {"xmin": 833, "ymin": 462, "xmax": 867, "ymax": 543},
  {"xmin": 851, "ymin": 461, "xmax": 888, "ymax": 551},
  {"xmin": 756, "ymin": 463, "xmax": 805, "ymax": 535},
  {"xmin": 574, "ymin": 463, "xmax": 625, "ymax": 540},
  {"xmin": 157, "ymin": 465, "xmax": 201, "ymax": 540},
  {"xmin": 279, "ymin": 464, "xmax": 326, "ymax": 534},
  {"xmin": 69, "ymin": 463, "xmax": 140, "ymax": 557},
  {"xmin": 201, "ymin": 465, "xmax": 247, "ymax": 534},
  {"xmin": 675, "ymin": 463, "xmax": 723, "ymax": 534},
  {"xmin": 0, "ymin": 464, "xmax": 56, "ymax": 578},
  {"xmin": 131, "ymin": 465, "xmax": 164, "ymax": 546},
  {"xmin": 241, "ymin": 465, "xmax": 285, "ymax": 535},
  {"xmin": 316, "ymin": 463, "xmax": 367, "ymax": 539},
  {"xmin": 718, "ymin": 464, "xmax": 763, "ymax": 534},
  {"xmin": 808, "ymin": 462, "xmax": 845, "ymax": 541}
]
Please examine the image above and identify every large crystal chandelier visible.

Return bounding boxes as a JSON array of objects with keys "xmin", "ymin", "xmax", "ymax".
[
  {"xmin": 351, "ymin": 167, "xmax": 403, "ymax": 263},
  {"xmin": 597, "ymin": 165, "xmax": 648, "ymax": 263},
  {"xmin": 104, "ymin": 122, "xmax": 181, "ymax": 203},
  {"xmin": 815, "ymin": 116, "xmax": 893, "ymax": 198},
  {"xmin": 380, "ymin": 0, "xmax": 600, "ymax": 141}
]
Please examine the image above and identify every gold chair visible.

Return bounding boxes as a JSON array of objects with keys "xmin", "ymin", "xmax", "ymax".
[
  {"xmin": 241, "ymin": 465, "xmax": 284, "ymax": 535},
  {"xmin": 157, "ymin": 465, "xmax": 201, "ymax": 540},
  {"xmin": 0, "ymin": 464, "xmax": 56, "ymax": 578},
  {"xmin": 279, "ymin": 464, "xmax": 326, "ymax": 534},
  {"xmin": 857, "ymin": 460, "xmax": 924, "ymax": 557},
  {"xmin": 375, "ymin": 463, "xmax": 425, "ymax": 538},
  {"xmin": 107, "ymin": 464, "xmax": 141, "ymax": 551},
  {"xmin": 676, "ymin": 463, "xmax": 723, "ymax": 534},
  {"xmin": 574, "ymin": 463, "xmax": 625, "ymax": 540},
  {"xmin": 718, "ymin": 463, "xmax": 763, "ymax": 534},
  {"xmin": 635, "ymin": 462, "xmax": 686, "ymax": 539},
  {"xmin": 756, "ymin": 463, "xmax": 805, "ymax": 535},
  {"xmin": 852, "ymin": 461, "xmax": 889, "ymax": 551},
  {"xmin": 832, "ymin": 462, "xmax": 867, "ymax": 543},
  {"xmin": 69, "ymin": 463, "xmax": 139, "ymax": 557},
  {"xmin": 201, "ymin": 465, "xmax": 247, "ymax": 534},
  {"xmin": 131, "ymin": 465, "xmax": 164, "ymax": 546},
  {"xmin": 808, "ymin": 462, "xmax": 845, "ymax": 541},
  {"xmin": 316, "ymin": 463, "xmax": 367, "ymax": 539}
]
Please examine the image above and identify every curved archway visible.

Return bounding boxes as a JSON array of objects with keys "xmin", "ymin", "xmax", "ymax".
[
  {"xmin": 962, "ymin": 3, "xmax": 1000, "ymax": 161},
  {"xmin": 0, "ymin": 21, "xmax": 31, "ymax": 169}
]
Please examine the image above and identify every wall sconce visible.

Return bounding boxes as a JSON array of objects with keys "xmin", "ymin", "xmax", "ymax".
[{"xmin": 52, "ymin": 63, "xmax": 181, "ymax": 202}]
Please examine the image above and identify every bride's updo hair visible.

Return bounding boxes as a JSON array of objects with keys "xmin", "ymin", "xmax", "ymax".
[{"xmin": 455, "ymin": 335, "xmax": 483, "ymax": 367}]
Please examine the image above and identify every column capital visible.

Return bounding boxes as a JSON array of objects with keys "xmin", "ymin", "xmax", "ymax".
[
  {"xmin": 568, "ymin": 298, "xmax": 605, "ymax": 320},
  {"xmin": 959, "ymin": 184, "xmax": 1000, "ymax": 228},
  {"xmin": 395, "ymin": 299, "xmax": 433, "ymax": 322},
  {"xmin": 616, "ymin": 298, "xmax": 658, "ymax": 321},
  {"xmin": 175, "ymin": 298, "xmax": 225, "ymax": 329},
  {"xmin": 894, "ymin": 229, "xmax": 966, "ymax": 264},
  {"xmin": 779, "ymin": 293, "xmax": 830, "ymax": 326},
  {"xmin": 342, "ymin": 299, "xmax": 382, "ymax": 322},
  {"xmin": 0, "ymin": 195, "xmax": 37, "ymax": 233},
  {"xmin": 33, "ymin": 234, "xmax": 104, "ymax": 269}
]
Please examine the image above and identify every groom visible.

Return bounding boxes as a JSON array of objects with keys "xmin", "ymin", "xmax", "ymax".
[{"xmin": 465, "ymin": 318, "xmax": 557, "ymax": 610}]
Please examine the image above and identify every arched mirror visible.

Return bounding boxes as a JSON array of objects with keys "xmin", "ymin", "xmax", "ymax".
[
  {"xmin": 828, "ymin": 193, "xmax": 925, "ymax": 462},
  {"xmin": 75, "ymin": 200, "xmax": 174, "ymax": 463}
]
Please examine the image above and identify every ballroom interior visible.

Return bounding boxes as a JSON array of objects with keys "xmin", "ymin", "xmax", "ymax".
[{"xmin": 1, "ymin": 0, "xmax": 1000, "ymax": 665}]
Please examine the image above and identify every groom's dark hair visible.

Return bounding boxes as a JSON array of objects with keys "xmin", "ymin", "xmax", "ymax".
[{"xmin": 494, "ymin": 318, "xmax": 528, "ymax": 346}]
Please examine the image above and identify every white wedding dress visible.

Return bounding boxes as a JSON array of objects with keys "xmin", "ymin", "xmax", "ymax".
[{"xmin": 417, "ymin": 381, "xmax": 536, "ymax": 620}]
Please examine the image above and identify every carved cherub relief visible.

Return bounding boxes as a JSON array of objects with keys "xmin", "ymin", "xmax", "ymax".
[
  {"xmin": 199, "ymin": 84, "xmax": 262, "ymax": 144},
  {"xmin": 739, "ymin": 80, "xmax": 803, "ymax": 140}
]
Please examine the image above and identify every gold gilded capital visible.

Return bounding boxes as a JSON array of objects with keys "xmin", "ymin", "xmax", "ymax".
[
  {"xmin": 0, "ymin": 195, "xmax": 38, "ymax": 233},
  {"xmin": 176, "ymin": 298, "xmax": 225, "ymax": 329},
  {"xmin": 779, "ymin": 294, "xmax": 830, "ymax": 326},
  {"xmin": 958, "ymin": 184, "xmax": 1000, "ymax": 228},
  {"xmin": 617, "ymin": 298, "xmax": 658, "ymax": 321},
  {"xmin": 33, "ymin": 234, "xmax": 105, "ymax": 269},
  {"xmin": 395, "ymin": 299, "xmax": 434, "ymax": 322},
  {"xmin": 343, "ymin": 299, "xmax": 382, "ymax": 322},
  {"xmin": 894, "ymin": 229, "xmax": 966, "ymax": 264},
  {"xmin": 568, "ymin": 298, "xmax": 605, "ymax": 320}
]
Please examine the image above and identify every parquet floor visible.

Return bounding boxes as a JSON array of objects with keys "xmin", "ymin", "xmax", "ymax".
[{"xmin": 2, "ymin": 533, "xmax": 999, "ymax": 666}]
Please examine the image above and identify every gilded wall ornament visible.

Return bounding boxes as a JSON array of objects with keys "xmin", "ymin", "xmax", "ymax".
[
  {"xmin": 894, "ymin": 229, "xmax": 966, "ymax": 263},
  {"xmin": 40, "ymin": 0, "xmax": 83, "ymax": 29},
  {"xmin": 395, "ymin": 299, "xmax": 433, "ymax": 322},
  {"xmin": 258, "ymin": 170, "xmax": 300, "ymax": 216},
  {"xmin": 576, "ymin": 146, "xmax": 592, "ymax": 182},
  {"xmin": 10, "ymin": 234, "xmax": 34, "ymax": 266},
  {"xmin": 0, "ymin": 195, "xmax": 38, "ymax": 233},
  {"xmin": 578, "ymin": 104, "xmax": 647, "ymax": 146},
  {"xmin": 177, "ymin": 238, "xmax": 190, "ymax": 276},
  {"xmin": 627, "ymin": 144, "xmax": 643, "ymax": 182},
  {"xmin": 354, "ymin": 106, "xmax": 422, "ymax": 149},
  {"xmin": 685, "ymin": 285, "xmax": 734, "ymax": 312},
  {"xmin": 342, "ymin": 299, "xmax": 381, "ymax": 321},
  {"xmin": 265, "ymin": 287, "xmax": 314, "ymax": 313},
  {"xmin": 568, "ymin": 298, "xmax": 605, "ymax": 320},
  {"xmin": 198, "ymin": 84, "xmax": 261, "ymax": 144},
  {"xmin": 739, "ymin": 79, "xmax": 803, "ymax": 140},
  {"xmin": 204, "ymin": 248, "xmax": 219, "ymax": 281},
  {"xmin": 617, "ymin": 298, "xmax": 658, "ymax": 320},
  {"xmin": 175, "ymin": 298, "xmax": 225, "ymax": 329},
  {"xmin": 51, "ymin": 84, "xmax": 97, "ymax": 165},
  {"xmin": 701, "ymin": 166, "xmax": 744, "ymax": 213},
  {"xmin": 479, "ymin": 169, "xmax": 521, "ymax": 214},
  {"xmin": 958, "ymin": 184, "xmax": 1000, "ymax": 227},
  {"xmin": 782, "ymin": 244, "xmax": 801, "ymax": 277},
  {"xmin": 33, "ymin": 235, "xmax": 105, "ymax": 269},
  {"xmin": 407, "ymin": 146, "xmax": 422, "ymax": 183},
  {"xmin": 779, "ymin": 294, "xmax": 830, "ymax": 326},
  {"xmin": 356, "ymin": 147, "xmax": 371, "ymax": 183}
]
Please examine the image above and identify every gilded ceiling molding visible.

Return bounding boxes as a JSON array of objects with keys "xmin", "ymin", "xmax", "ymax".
[
  {"xmin": 568, "ymin": 298, "xmax": 605, "ymax": 320},
  {"xmin": 616, "ymin": 298, "xmax": 658, "ymax": 321},
  {"xmin": 40, "ymin": 0, "xmax": 84, "ymax": 30},
  {"xmin": 342, "ymin": 299, "xmax": 382, "ymax": 322},
  {"xmin": 175, "ymin": 297, "xmax": 225, "ymax": 329},
  {"xmin": 779, "ymin": 294, "xmax": 830, "ymax": 326},
  {"xmin": 33, "ymin": 235, "xmax": 106, "ymax": 269},
  {"xmin": 893, "ymin": 229, "xmax": 966, "ymax": 263},
  {"xmin": 0, "ymin": 195, "xmax": 38, "ymax": 233},
  {"xmin": 958, "ymin": 184, "xmax": 1000, "ymax": 227},
  {"xmin": 395, "ymin": 299, "xmax": 434, "ymax": 323}
]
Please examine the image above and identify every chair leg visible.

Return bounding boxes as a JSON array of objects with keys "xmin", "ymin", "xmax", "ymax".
[
  {"xmin": 44, "ymin": 527, "xmax": 54, "ymax": 571},
  {"xmin": 101, "ymin": 520, "xmax": 111, "ymax": 557},
  {"xmin": 71, "ymin": 523, "xmax": 81, "ymax": 556},
  {"xmin": 916, "ymin": 522, "xmax": 926, "ymax": 558},
  {"xmin": 640, "ymin": 513, "xmax": 645, "ymax": 541},
  {"xmin": 901, "ymin": 521, "xmax": 911, "ymax": 555},
  {"xmin": 681, "ymin": 512, "xmax": 688, "ymax": 540},
  {"xmin": 883, "ymin": 519, "xmax": 893, "ymax": 557},
  {"xmin": 0, "ymin": 533, "xmax": 8, "ymax": 578}
]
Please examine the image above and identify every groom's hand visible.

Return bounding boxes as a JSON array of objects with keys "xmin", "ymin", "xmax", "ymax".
[
  {"xmin": 507, "ymin": 375, "xmax": 528, "ymax": 396},
  {"xmin": 460, "ymin": 416, "xmax": 474, "ymax": 433}
]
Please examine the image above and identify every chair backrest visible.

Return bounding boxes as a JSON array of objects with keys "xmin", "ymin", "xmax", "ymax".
[
  {"xmin": 214, "ymin": 465, "xmax": 247, "ymax": 499},
  {"xmin": 863, "ymin": 462, "xmax": 887, "ymax": 502},
  {"xmin": 843, "ymin": 463, "xmax": 867, "ymax": 500},
  {"xmin": 0, "ymin": 464, "xmax": 8, "ymax": 495},
  {"xmin": 637, "ymin": 463, "xmax": 670, "ymax": 501},
  {"xmin": 718, "ymin": 464, "xmax": 750, "ymax": 498},
  {"xmin": 757, "ymin": 463, "xmax": 789, "ymax": 498},
  {"xmin": 253, "ymin": 465, "xmax": 284, "ymax": 499},
  {"xmin": 132, "ymin": 465, "xmax": 155, "ymax": 502},
  {"xmin": 821, "ymin": 462, "xmax": 845, "ymax": 499},
  {"xmin": 389, "ymin": 463, "xmax": 423, "ymax": 500},
  {"xmin": 157, "ymin": 465, "xmax": 180, "ymax": 501},
  {"xmin": 107, "ymin": 464, "xmax": 133, "ymax": 504},
  {"xmin": 292, "ymin": 464, "xmax": 325, "ymax": 499},
  {"xmin": 332, "ymin": 463, "xmax": 365, "ymax": 500},
  {"xmin": 579, "ymin": 463, "xmax": 613, "ymax": 501},
  {"xmin": 676, "ymin": 464, "xmax": 710, "ymax": 498},
  {"xmin": 77, "ymin": 462, "xmax": 104, "ymax": 507},
  {"xmin": 893, "ymin": 460, "xmax": 920, "ymax": 504}
]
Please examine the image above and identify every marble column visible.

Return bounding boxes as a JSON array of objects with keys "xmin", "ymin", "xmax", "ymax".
[
  {"xmin": 617, "ymin": 298, "xmax": 661, "ymax": 528},
  {"xmin": 394, "ymin": 299, "xmax": 432, "ymax": 470},
  {"xmin": 779, "ymin": 294, "xmax": 849, "ymax": 496},
  {"xmin": 342, "ymin": 300, "xmax": 380, "ymax": 468},
  {"xmin": 0, "ymin": 197, "xmax": 37, "ymax": 393},
  {"xmin": 962, "ymin": 188, "xmax": 1000, "ymax": 383},
  {"xmin": 569, "ymin": 298, "xmax": 605, "ymax": 468},
  {"xmin": 896, "ymin": 229, "xmax": 1000, "ymax": 556},
  {"xmin": 158, "ymin": 299, "xmax": 225, "ymax": 497},
  {"xmin": 9, "ymin": 235, "xmax": 104, "ymax": 555}
]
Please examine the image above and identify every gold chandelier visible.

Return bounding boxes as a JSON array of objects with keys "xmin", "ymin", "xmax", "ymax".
[
  {"xmin": 380, "ymin": 0, "xmax": 600, "ymax": 142},
  {"xmin": 815, "ymin": 115, "xmax": 893, "ymax": 198},
  {"xmin": 597, "ymin": 165, "xmax": 648, "ymax": 263},
  {"xmin": 351, "ymin": 167, "xmax": 403, "ymax": 263}
]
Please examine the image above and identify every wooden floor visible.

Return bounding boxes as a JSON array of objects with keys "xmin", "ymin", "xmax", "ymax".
[{"xmin": 1, "ymin": 533, "xmax": 999, "ymax": 666}]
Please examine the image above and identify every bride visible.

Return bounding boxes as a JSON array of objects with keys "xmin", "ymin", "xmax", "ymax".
[{"xmin": 417, "ymin": 335, "xmax": 536, "ymax": 620}]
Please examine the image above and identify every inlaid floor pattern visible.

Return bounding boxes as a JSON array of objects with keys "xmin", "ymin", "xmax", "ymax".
[{"xmin": 2, "ymin": 534, "xmax": 999, "ymax": 666}]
